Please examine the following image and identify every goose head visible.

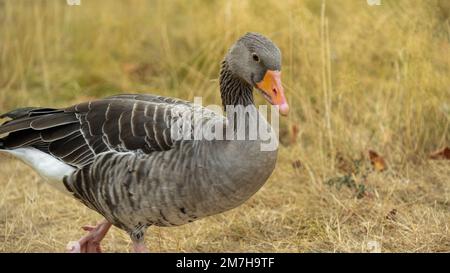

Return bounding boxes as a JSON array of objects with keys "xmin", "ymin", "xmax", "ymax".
[{"xmin": 225, "ymin": 32, "xmax": 289, "ymax": 116}]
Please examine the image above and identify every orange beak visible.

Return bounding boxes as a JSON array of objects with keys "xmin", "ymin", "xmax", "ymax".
[{"xmin": 256, "ymin": 70, "xmax": 289, "ymax": 116}]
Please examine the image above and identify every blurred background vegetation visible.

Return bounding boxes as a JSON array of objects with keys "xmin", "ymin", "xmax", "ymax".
[
  {"xmin": 1, "ymin": 0, "xmax": 448, "ymax": 160},
  {"xmin": 0, "ymin": 0, "xmax": 449, "ymax": 252}
]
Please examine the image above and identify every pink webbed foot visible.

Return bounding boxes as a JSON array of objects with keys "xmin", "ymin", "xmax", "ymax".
[
  {"xmin": 66, "ymin": 220, "xmax": 112, "ymax": 253},
  {"xmin": 132, "ymin": 241, "xmax": 149, "ymax": 253}
]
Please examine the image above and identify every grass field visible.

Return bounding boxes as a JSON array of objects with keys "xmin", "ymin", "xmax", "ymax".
[{"xmin": 0, "ymin": 0, "xmax": 449, "ymax": 252}]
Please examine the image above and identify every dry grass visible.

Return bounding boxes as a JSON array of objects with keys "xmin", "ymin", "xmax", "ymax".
[{"xmin": 0, "ymin": 0, "xmax": 449, "ymax": 252}]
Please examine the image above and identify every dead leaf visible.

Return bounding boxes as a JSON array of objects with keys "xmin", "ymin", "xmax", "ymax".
[
  {"xmin": 368, "ymin": 150, "xmax": 387, "ymax": 172},
  {"xmin": 386, "ymin": 209, "xmax": 398, "ymax": 221},
  {"xmin": 429, "ymin": 146, "xmax": 450, "ymax": 160}
]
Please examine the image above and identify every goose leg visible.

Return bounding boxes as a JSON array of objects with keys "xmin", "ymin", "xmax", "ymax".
[
  {"xmin": 132, "ymin": 241, "xmax": 149, "ymax": 253},
  {"xmin": 66, "ymin": 219, "xmax": 112, "ymax": 253},
  {"xmin": 130, "ymin": 231, "xmax": 148, "ymax": 253}
]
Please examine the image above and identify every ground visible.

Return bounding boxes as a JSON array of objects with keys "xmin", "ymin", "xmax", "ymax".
[{"xmin": 0, "ymin": 0, "xmax": 449, "ymax": 252}]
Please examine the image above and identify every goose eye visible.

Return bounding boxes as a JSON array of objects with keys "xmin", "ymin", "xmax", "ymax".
[{"xmin": 252, "ymin": 53, "xmax": 260, "ymax": 62}]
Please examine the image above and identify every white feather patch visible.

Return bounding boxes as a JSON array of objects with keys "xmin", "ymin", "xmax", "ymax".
[{"xmin": 0, "ymin": 147, "xmax": 75, "ymax": 193}]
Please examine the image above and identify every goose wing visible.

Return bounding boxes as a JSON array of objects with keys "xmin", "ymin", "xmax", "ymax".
[{"xmin": 0, "ymin": 94, "xmax": 203, "ymax": 168}]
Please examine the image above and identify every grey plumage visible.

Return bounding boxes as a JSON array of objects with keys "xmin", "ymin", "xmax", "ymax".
[{"xmin": 0, "ymin": 32, "xmax": 283, "ymax": 249}]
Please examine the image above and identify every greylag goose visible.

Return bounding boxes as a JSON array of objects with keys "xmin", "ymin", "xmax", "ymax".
[{"xmin": 0, "ymin": 32, "xmax": 289, "ymax": 252}]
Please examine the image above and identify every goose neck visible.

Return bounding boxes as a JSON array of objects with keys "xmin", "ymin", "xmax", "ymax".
[{"xmin": 219, "ymin": 60, "xmax": 254, "ymax": 109}]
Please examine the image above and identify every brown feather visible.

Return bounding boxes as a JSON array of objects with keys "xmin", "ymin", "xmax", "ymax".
[
  {"xmin": 40, "ymin": 123, "xmax": 80, "ymax": 142},
  {"xmin": 0, "ymin": 116, "xmax": 36, "ymax": 134},
  {"xmin": 49, "ymin": 134, "xmax": 88, "ymax": 158},
  {"xmin": 30, "ymin": 112, "xmax": 79, "ymax": 130},
  {"xmin": 3, "ymin": 130, "xmax": 42, "ymax": 148}
]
